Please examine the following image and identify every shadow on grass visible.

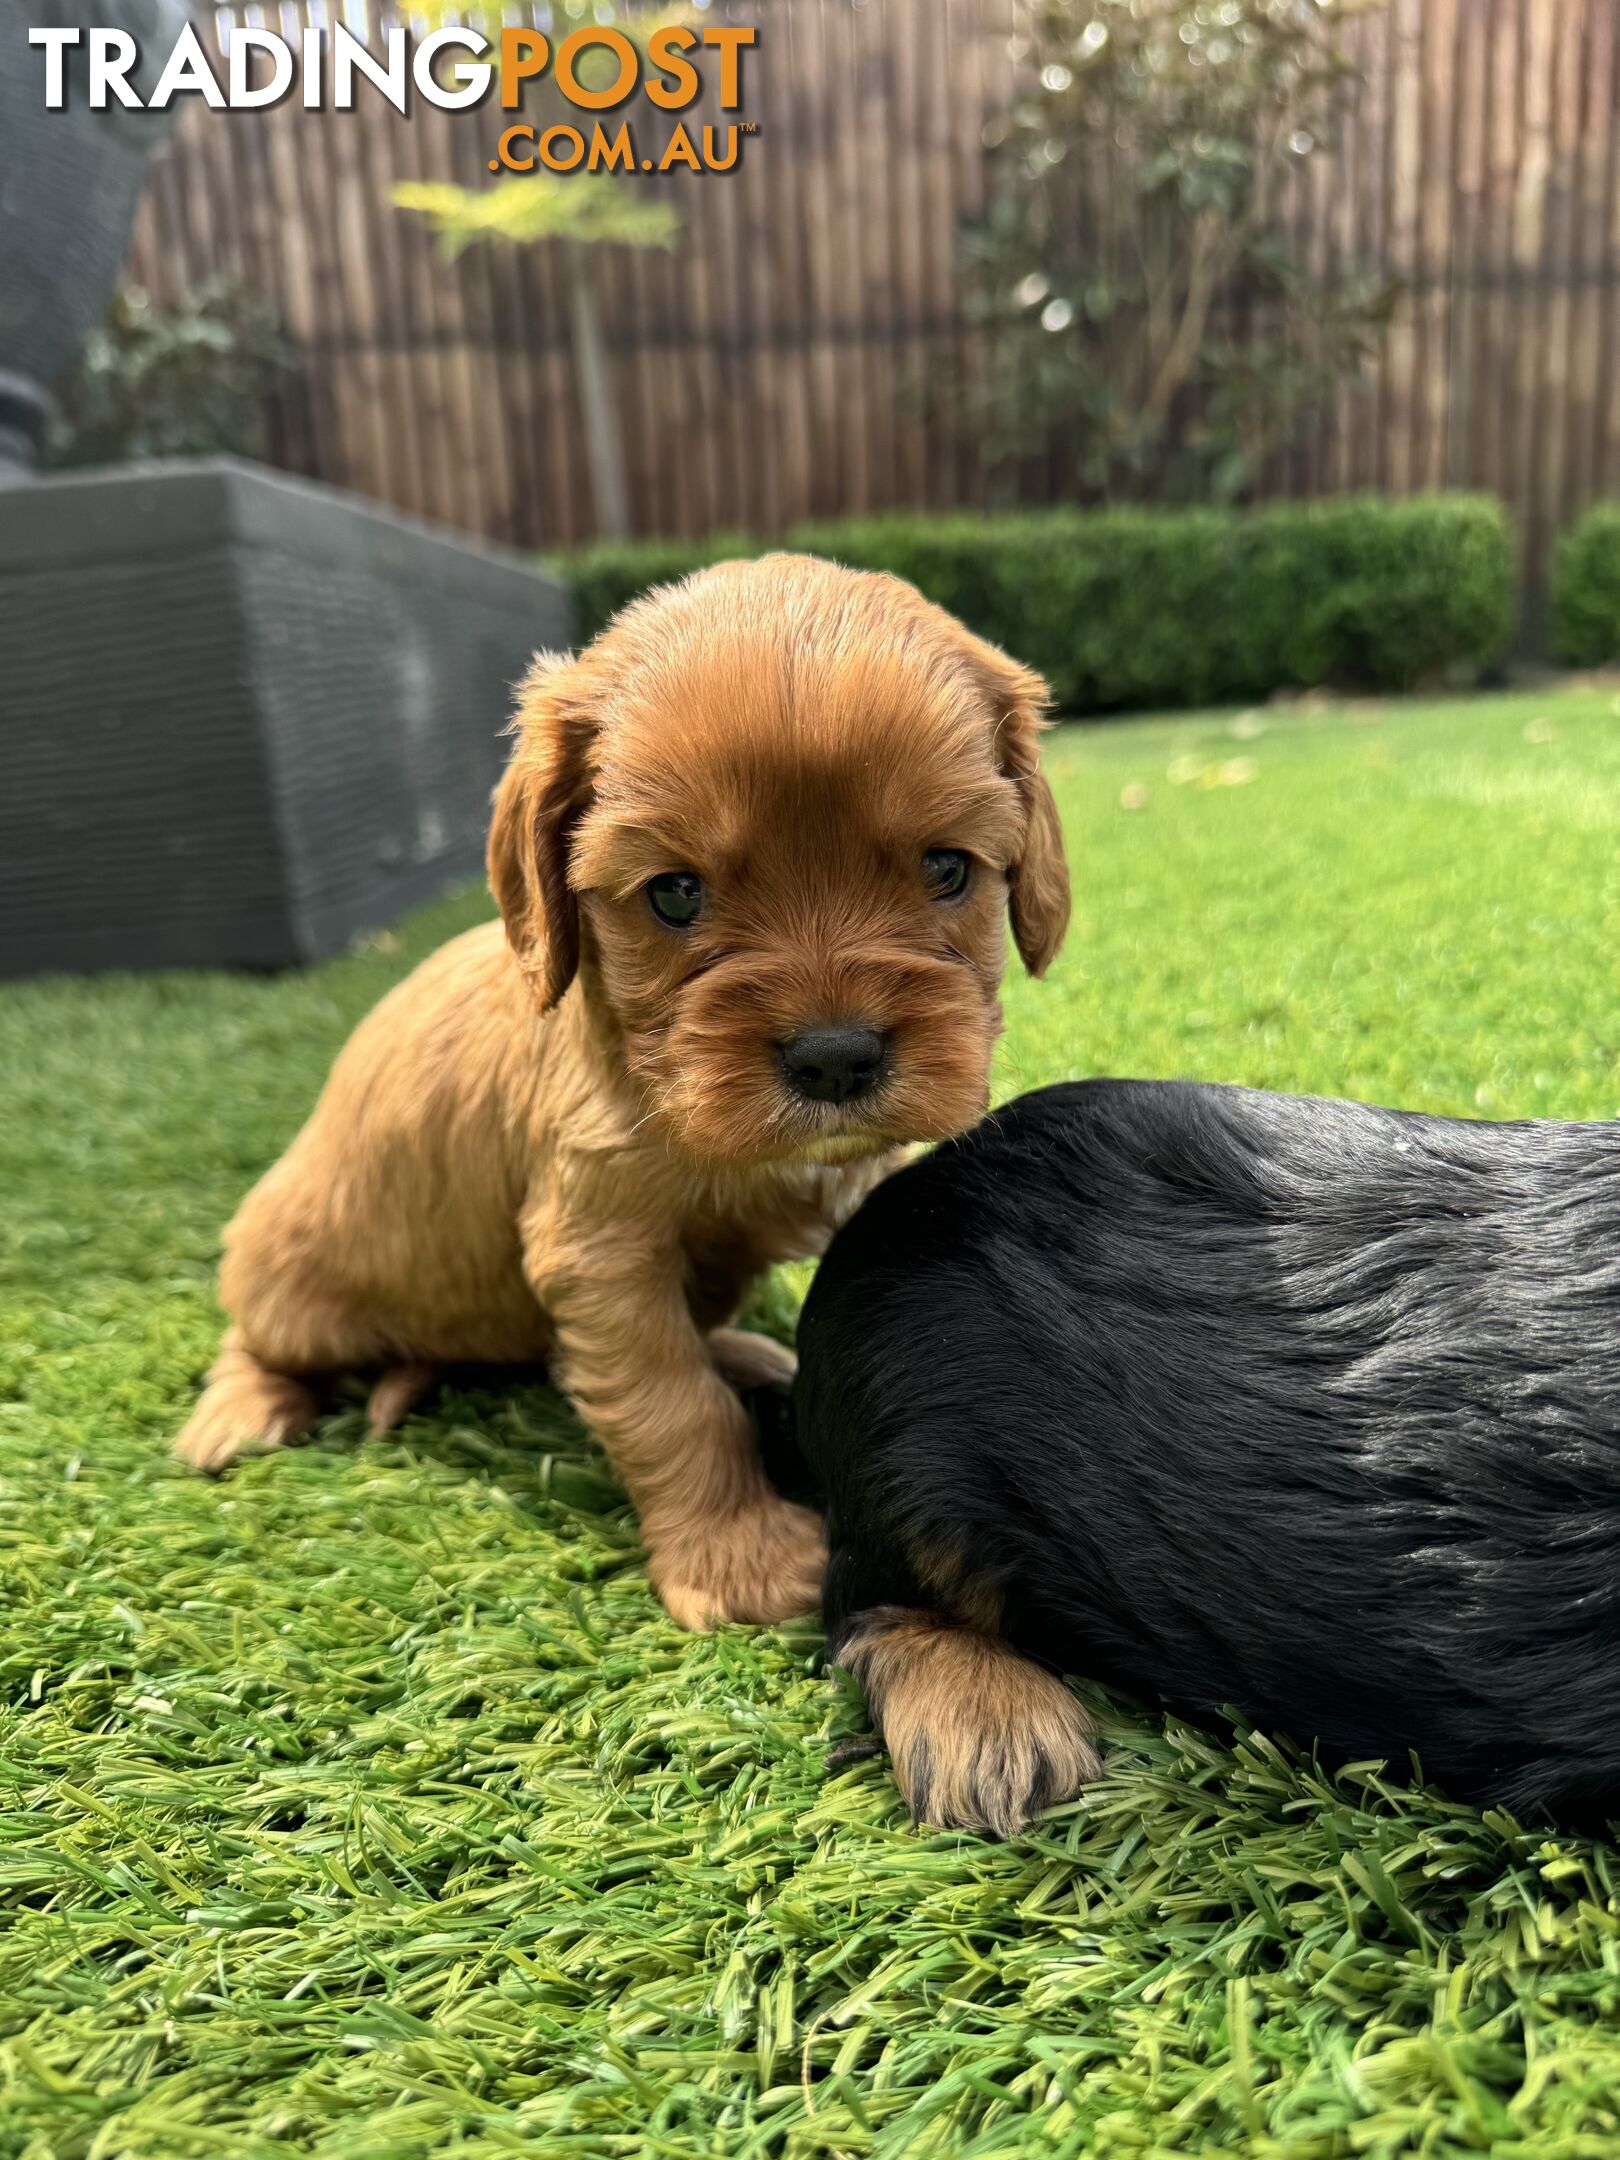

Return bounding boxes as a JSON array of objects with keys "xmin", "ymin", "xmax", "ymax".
[{"xmin": 307, "ymin": 1364, "xmax": 819, "ymax": 1519}]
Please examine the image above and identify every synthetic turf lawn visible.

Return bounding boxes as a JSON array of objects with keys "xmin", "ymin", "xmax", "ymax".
[{"xmin": 5, "ymin": 687, "xmax": 1620, "ymax": 2157}]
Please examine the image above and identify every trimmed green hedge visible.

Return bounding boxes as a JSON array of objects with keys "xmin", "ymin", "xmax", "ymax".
[
  {"xmin": 1551, "ymin": 505, "xmax": 1620, "ymax": 665},
  {"xmin": 558, "ymin": 496, "xmax": 1514, "ymax": 713}
]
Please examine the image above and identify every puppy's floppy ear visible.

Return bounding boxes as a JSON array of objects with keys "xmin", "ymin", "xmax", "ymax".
[
  {"xmin": 488, "ymin": 651, "xmax": 596, "ymax": 1012},
  {"xmin": 958, "ymin": 633, "xmax": 1070, "ymax": 976}
]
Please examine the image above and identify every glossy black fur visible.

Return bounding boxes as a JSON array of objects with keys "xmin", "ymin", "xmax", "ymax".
[{"xmin": 795, "ymin": 1080, "xmax": 1620, "ymax": 1821}]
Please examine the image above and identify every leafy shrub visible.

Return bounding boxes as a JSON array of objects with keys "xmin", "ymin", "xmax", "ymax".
[
  {"xmin": 1550, "ymin": 506, "xmax": 1620, "ymax": 665},
  {"xmin": 560, "ymin": 495, "xmax": 1513, "ymax": 712},
  {"xmin": 48, "ymin": 280, "xmax": 291, "ymax": 469},
  {"xmin": 955, "ymin": 0, "xmax": 1395, "ymax": 505}
]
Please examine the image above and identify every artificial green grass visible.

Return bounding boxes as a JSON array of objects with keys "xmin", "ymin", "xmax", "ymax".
[{"xmin": 6, "ymin": 687, "xmax": 1620, "ymax": 2156}]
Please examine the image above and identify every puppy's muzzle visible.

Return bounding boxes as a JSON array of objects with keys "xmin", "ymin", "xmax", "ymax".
[{"xmin": 778, "ymin": 1024, "xmax": 891, "ymax": 1106}]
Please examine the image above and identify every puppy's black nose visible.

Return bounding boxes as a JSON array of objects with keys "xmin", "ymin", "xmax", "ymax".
[{"xmin": 779, "ymin": 1025, "xmax": 890, "ymax": 1105}]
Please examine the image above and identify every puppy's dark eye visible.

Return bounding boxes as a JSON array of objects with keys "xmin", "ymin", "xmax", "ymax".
[
  {"xmin": 922, "ymin": 848, "xmax": 972, "ymax": 902},
  {"xmin": 647, "ymin": 870, "xmax": 705, "ymax": 929}
]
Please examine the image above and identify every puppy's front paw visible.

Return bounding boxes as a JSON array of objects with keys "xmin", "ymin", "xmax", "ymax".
[
  {"xmin": 840, "ymin": 1609, "xmax": 1101, "ymax": 1837},
  {"xmin": 649, "ymin": 1494, "xmax": 828, "ymax": 1630},
  {"xmin": 893, "ymin": 1681, "xmax": 1100, "ymax": 1839}
]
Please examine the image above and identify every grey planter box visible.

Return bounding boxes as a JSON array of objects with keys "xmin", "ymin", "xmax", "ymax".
[{"xmin": 0, "ymin": 458, "xmax": 572, "ymax": 976}]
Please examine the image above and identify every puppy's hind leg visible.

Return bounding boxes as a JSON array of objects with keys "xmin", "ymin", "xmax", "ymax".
[
  {"xmin": 836, "ymin": 1606, "xmax": 1101, "ymax": 1838},
  {"xmin": 366, "ymin": 1361, "xmax": 442, "ymax": 1434},
  {"xmin": 172, "ymin": 1327, "xmax": 321, "ymax": 1474}
]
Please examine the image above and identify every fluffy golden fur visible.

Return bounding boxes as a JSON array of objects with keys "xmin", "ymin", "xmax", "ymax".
[{"xmin": 173, "ymin": 553, "xmax": 1069, "ymax": 1629}]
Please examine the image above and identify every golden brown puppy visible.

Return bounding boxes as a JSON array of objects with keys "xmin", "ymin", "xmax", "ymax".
[{"xmin": 173, "ymin": 554, "xmax": 1069, "ymax": 1628}]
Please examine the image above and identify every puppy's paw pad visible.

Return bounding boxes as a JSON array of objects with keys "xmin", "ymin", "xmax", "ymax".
[
  {"xmin": 651, "ymin": 1495, "xmax": 827, "ymax": 1630},
  {"xmin": 708, "ymin": 1328, "xmax": 799, "ymax": 1391}
]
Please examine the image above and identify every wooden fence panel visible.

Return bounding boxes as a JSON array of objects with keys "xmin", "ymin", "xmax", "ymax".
[{"xmin": 125, "ymin": 0, "xmax": 1620, "ymax": 623}]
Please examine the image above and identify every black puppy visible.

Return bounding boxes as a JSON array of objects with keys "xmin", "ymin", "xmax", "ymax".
[{"xmin": 794, "ymin": 1080, "xmax": 1620, "ymax": 1836}]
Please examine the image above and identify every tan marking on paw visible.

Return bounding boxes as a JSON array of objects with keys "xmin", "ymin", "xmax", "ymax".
[{"xmin": 840, "ymin": 1607, "xmax": 1100, "ymax": 1837}]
